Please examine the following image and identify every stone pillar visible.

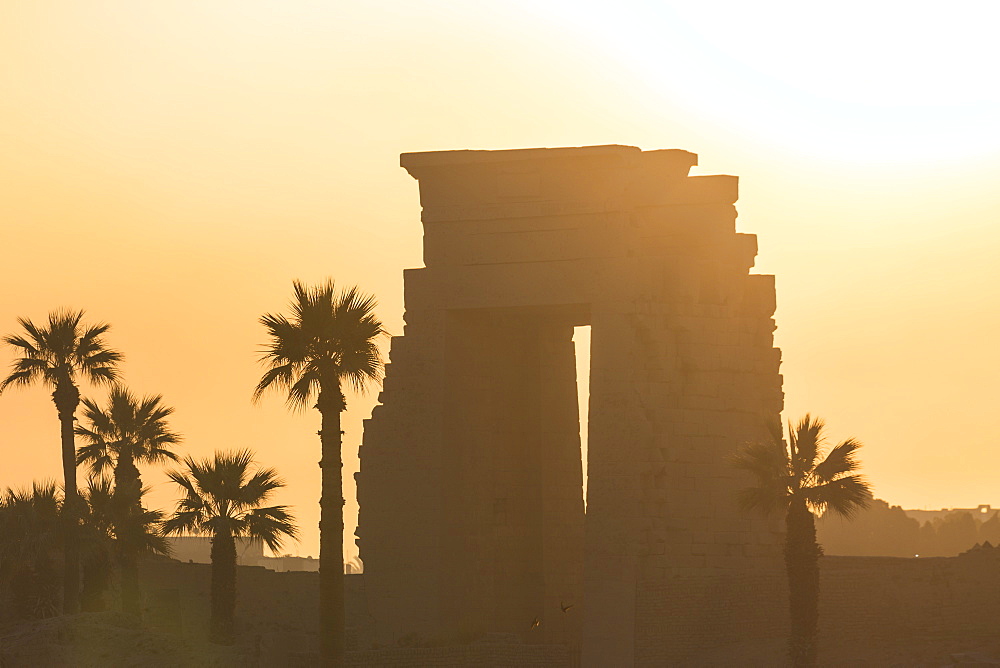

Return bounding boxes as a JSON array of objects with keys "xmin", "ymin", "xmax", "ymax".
[{"xmin": 581, "ymin": 299, "xmax": 647, "ymax": 666}]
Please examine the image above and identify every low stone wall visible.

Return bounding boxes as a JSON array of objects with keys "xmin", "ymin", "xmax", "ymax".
[
  {"xmin": 8, "ymin": 553, "xmax": 1000, "ymax": 666},
  {"xmin": 636, "ymin": 554, "xmax": 1000, "ymax": 666},
  {"xmin": 138, "ymin": 560, "xmax": 572, "ymax": 666}
]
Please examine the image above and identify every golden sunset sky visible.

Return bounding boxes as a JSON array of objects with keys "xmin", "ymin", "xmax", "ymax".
[{"xmin": 3, "ymin": 1, "xmax": 1000, "ymax": 558}]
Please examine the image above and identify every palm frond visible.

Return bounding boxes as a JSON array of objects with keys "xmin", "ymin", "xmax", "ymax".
[
  {"xmin": 85, "ymin": 366, "xmax": 120, "ymax": 385},
  {"xmin": 3, "ymin": 331, "xmax": 41, "ymax": 356},
  {"xmin": 162, "ymin": 511, "xmax": 203, "ymax": 536},
  {"xmin": 166, "ymin": 466, "xmax": 203, "ymax": 501},
  {"xmin": 287, "ymin": 368, "xmax": 321, "ymax": 409},
  {"xmin": 240, "ymin": 505, "xmax": 297, "ymax": 552},
  {"xmin": 2, "ymin": 310, "xmax": 122, "ymax": 395},
  {"xmin": 737, "ymin": 484, "xmax": 791, "ymax": 516},
  {"xmin": 235, "ymin": 467, "xmax": 283, "ymax": 508},
  {"xmin": 143, "ymin": 445, "xmax": 181, "ymax": 465},
  {"xmin": 0, "ymin": 367, "xmax": 41, "ymax": 391},
  {"xmin": 76, "ymin": 441, "xmax": 115, "ymax": 476},
  {"xmin": 732, "ymin": 440, "xmax": 789, "ymax": 480},
  {"xmin": 164, "ymin": 449, "xmax": 297, "ymax": 553},
  {"xmin": 255, "ymin": 279, "xmax": 387, "ymax": 411},
  {"xmin": 789, "ymin": 414, "xmax": 824, "ymax": 477},
  {"xmin": 77, "ymin": 322, "xmax": 112, "ymax": 351},
  {"xmin": 806, "ymin": 475, "xmax": 872, "ymax": 518},
  {"xmin": 812, "ymin": 438, "xmax": 864, "ymax": 483},
  {"xmin": 341, "ymin": 342, "xmax": 384, "ymax": 393},
  {"xmin": 253, "ymin": 363, "xmax": 294, "ymax": 402}
]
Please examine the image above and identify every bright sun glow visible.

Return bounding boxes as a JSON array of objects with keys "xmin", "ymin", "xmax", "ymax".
[{"xmin": 522, "ymin": 0, "xmax": 1000, "ymax": 162}]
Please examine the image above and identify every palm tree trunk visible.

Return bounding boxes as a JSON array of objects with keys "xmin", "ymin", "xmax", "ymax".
[
  {"xmin": 81, "ymin": 559, "xmax": 111, "ymax": 612},
  {"xmin": 785, "ymin": 499, "xmax": 820, "ymax": 668},
  {"xmin": 114, "ymin": 453, "xmax": 143, "ymax": 618},
  {"xmin": 52, "ymin": 381, "xmax": 81, "ymax": 615},
  {"xmin": 317, "ymin": 388, "xmax": 345, "ymax": 667},
  {"xmin": 113, "ymin": 452, "xmax": 143, "ymax": 506},
  {"xmin": 119, "ymin": 554, "xmax": 141, "ymax": 620},
  {"xmin": 210, "ymin": 531, "xmax": 237, "ymax": 644}
]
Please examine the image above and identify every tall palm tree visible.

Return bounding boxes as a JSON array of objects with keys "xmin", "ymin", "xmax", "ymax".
[
  {"xmin": 0, "ymin": 481, "xmax": 63, "ymax": 620},
  {"xmin": 254, "ymin": 279, "xmax": 385, "ymax": 666},
  {"xmin": 75, "ymin": 387, "xmax": 180, "ymax": 616},
  {"xmin": 163, "ymin": 450, "xmax": 296, "ymax": 644},
  {"xmin": 1, "ymin": 310, "xmax": 122, "ymax": 613},
  {"xmin": 733, "ymin": 415, "xmax": 871, "ymax": 668}
]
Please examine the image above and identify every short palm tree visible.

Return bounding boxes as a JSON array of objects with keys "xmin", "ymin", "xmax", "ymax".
[
  {"xmin": 163, "ymin": 450, "xmax": 297, "ymax": 644},
  {"xmin": 1, "ymin": 310, "xmax": 122, "ymax": 613},
  {"xmin": 0, "ymin": 481, "xmax": 63, "ymax": 619},
  {"xmin": 733, "ymin": 415, "xmax": 871, "ymax": 668},
  {"xmin": 76, "ymin": 387, "xmax": 180, "ymax": 616},
  {"xmin": 254, "ymin": 279, "xmax": 385, "ymax": 666},
  {"xmin": 78, "ymin": 478, "xmax": 116, "ymax": 613},
  {"xmin": 78, "ymin": 476, "xmax": 170, "ymax": 614}
]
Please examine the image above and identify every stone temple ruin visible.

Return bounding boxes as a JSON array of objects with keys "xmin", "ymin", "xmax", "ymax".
[{"xmin": 356, "ymin": 145, "xmax": 784, "ymax": 665}]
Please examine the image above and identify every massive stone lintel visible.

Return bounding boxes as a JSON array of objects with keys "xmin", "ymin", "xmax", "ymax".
[{"xmin": 357, "ymin": 145, "xmax": 784, "ymax": 665}]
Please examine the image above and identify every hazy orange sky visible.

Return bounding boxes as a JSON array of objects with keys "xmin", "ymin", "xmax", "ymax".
[{"xmin": 3, "ymin": 1, "xmax": 1000, "ymax": 559}]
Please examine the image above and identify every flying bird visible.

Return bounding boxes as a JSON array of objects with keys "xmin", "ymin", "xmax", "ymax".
[
  {"xmin": 560, "ymin": 602, "xmax": 575, "ymax": 613},
  {"xmin": 530, "ymin": 617, "xmax": 541, "ymax": 630}
]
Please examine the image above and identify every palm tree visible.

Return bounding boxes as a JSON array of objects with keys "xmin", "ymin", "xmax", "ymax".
[
  {"xmin": 76, "ymin": 387, "xmax": 181, "ymax": 501},
  {"xmin": 254, "ymin": 279, "xmax": 385, "ymax": 666},
  {"xmin": 78, "ymin": 477, "xmax": 170, "ymax": 614},
  {"xmin": 78, "ymin": 478, "xmax": 115, "ymax": 613},
  {"xmin": 163, "ymin": 450, "xmax": 297, "ymax": 644},
  {"xmin": 75, "ymin": 387, "xmax": 180, "ymax": 616},
  {"xmin": 733, "ymin": 415, "xmax": 871, "ymax": 668},
  {"xmin": 1, "ymin": 310, "xmax": 122, "ymax": 613},
  {"xmin": 0, "ymin": 481, "xmax": 63, "ymax": 620}
]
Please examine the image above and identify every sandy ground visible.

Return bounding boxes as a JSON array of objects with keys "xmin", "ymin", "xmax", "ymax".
[
  {"xmin": 0, "ymin": 612, "xmax": 256, "ymax": 667},
  {"xmin": 4, "ymin": 612, "xmax": 1000, "ymax": 667}
]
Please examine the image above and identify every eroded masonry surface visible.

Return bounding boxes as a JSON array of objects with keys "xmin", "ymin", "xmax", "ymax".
[{"xmin": 356, "ymin": 145, "xmax": 784, "ymax": 665}]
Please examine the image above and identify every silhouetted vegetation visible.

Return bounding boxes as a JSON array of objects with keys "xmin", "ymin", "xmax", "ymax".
[
  {"xmin": 0, "ymin": 294, "xmax": 373, "ymax": 657},
  {"xmin": 255, "ymin": 279, "xmax": 385, "ymax": 666},
  {"xmin": 163, "ymin": 450, "xmax": 297, "ymax": 645},
  {"xmin": 76, "ymin": 387, "xmax": 180, "ymax": 616},
  {"xmin": 0, "ymin": 478, "xmax": 170, "ymax": 623},
  {"xmin": 0, "ymin": 482, "xmax": 63, "ymax": 619},
  {"xmin": 78, "ymin": 477, "xmax": 170, "ymax": 615},
  {"xmin": 1, "ymin": 310, "xmax": 123, "ymax": 613},
  {"xmin": 734, "ymin": 415, "xmax": 871, "ymax": 668},
  {"xmin": 819, "ymin": 498, "xmax": 1000, "ymax": 558}
]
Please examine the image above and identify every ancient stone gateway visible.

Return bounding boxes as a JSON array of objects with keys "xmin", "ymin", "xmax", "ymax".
[{"xmin": 357, "ymin": 145, "xmax": 784, "ymax": 665}]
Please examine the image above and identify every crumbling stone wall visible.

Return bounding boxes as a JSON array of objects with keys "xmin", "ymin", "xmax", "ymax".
[{"xmin": 356, "ymin": 145, "xmax": 784, "ymax": 666}]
